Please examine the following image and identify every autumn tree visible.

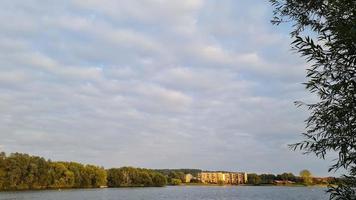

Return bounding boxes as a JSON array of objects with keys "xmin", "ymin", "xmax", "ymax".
[{"xmin": 300, "ymin": 169, "xmax": 313, "ymax": 185}]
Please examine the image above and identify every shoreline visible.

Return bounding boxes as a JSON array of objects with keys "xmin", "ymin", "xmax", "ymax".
[
  {"xmin": 0, "ymin": 184, "xmax": 330, "ymax": 192},
  {"xmin": 179, "ymin": 183, "xmax": 330, "ymax": 187}
]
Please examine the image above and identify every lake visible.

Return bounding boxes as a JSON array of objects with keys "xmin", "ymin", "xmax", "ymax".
[{"xmin": 0, "ymin": 186, "xmax": 328, "ymax": 200}]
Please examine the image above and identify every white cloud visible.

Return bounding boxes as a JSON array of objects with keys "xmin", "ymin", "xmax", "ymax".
[
  {"xmin": 73, "ymin": 0, "xmax": 204, "ymax": 24},
  {"xmin": 134, "ymin": 83, "xmax": 193, "ymax": 112},
  {"xmin": 0, "ymin": 0, "xmax": 331, "ymax": 176},
  {"xmin": 0, "ymin": 70, "xmax": 30, "ymax": 84}
]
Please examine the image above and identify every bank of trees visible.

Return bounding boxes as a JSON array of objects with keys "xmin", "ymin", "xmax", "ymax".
[
  {"xmin": 155, "ymin": 169, "xmax": 202, "ymax": 177},
  {"xmin": 248, "ymin": 173, "xmax": 296, "ymax": 185},
  {"xmin": 0, "ymin": 152, "xmax": 107, "ymax": 190},
  {"xmin": 247, "ymin": 171, "xmax": 339, "ymax": 186},
  {"xmin": 0, "ymin": 153, "xmax": 211, "ymax": 189},
  {"xmin": 0, "ymin": 152, "xmax": 168, "ymax": 191},
  {"xmin": 1, "ymin": 152, "xmax": 342, "ymax": 190},
  {"xmin": 154, "ymin": 169, "xmax": 201, "ymax": 185},
  {"xmin": 107, "ymin": 167, "xmax": 167, "ymax": 187},
  {"xmin": 157, "ymin": 170, "xmax": 185, "ymax": 185}
]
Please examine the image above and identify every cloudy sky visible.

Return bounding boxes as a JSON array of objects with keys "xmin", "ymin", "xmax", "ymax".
[{"xmin": 0, "ymin": 0, "xmax": 336, "ymax": 176}]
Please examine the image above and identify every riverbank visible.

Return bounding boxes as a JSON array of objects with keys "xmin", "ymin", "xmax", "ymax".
[
  {"xmin": 179, "ymin": 183, "xmax": 330, "ymax": 187},
  {"xmin": 0, "ymin": 183, "xmax": 330, "ymax": 192}
]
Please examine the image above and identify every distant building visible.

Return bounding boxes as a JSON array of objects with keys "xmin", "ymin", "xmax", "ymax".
[
  {"xmin": 185, "ymin": 174, "xmax": 193, "ymax": 183},
  {"xmin": 197, "ymin": 171, "xmax": 247, "ymax": 184}
]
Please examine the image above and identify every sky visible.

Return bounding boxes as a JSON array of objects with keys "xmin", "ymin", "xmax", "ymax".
[{"xmin": 0, "ymin": 0, "xmax": 337, "ymax": 176}]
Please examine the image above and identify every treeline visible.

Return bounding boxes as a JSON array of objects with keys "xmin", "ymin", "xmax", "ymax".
[
  {"xmin": 247, "ymin": 171, "xmax": 340, "ymax": 186},
  {"xmin": 0, "ymin": 152, "xmax": 168, "ymax": 191},
  {"xmin": 107, "ymin": 167, "xmax": 166, "ymax": 187},
  {"xmin": 0, "ymin": 152, "xmax": 106, "ymax": 190},
  {"xmin": 155, "ymin": 169, "xmax": 202, "ymax": 177},
  {"xmin": 2, "ymin": 152, "xmax": 342, "ymax": 190},
  {"xmin": 154, "ymin": 169, "xmax": 201, "ymax": 185}
]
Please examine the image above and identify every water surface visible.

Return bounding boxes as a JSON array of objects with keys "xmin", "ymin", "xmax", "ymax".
[{"xmin": 0, "ymin": 186, "xmax": 328, "ymax": 200}]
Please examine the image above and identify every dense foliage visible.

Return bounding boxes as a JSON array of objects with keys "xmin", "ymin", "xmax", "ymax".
[
  {"xmin": 0, "ymin": 152, "xmax": 341, "ymax": 191},
  {"xmin": 0, "ymin": 152, "xmax": 106, "ymax": 190},
  {"xmin": 248, "ymin": 173, "xmax": 290, "ymax": 185},
  {"xmin": 155, "ymin": 169, "xmax": 202, "ymax": 177},
  {"xmin": 107, "ymin": 167, "xmax": 167, "ymax": 187},
  {"xmin": 154, "ymin": 169, "xmax": 202, "ymax": 185},
  {"xmin": 247, "ymin": 173, "xmax": 261, "ymax": 185},
  {"xmin": 0, "ymin": 152, "xmax": 169, "ymax": 191},
  {"xmin": 248, "ymin": 171, "xmax": 339, "ymax": 186},
  {"xmin": 270, "ymin": 0, "xmax": 356, "ymax": 199}
]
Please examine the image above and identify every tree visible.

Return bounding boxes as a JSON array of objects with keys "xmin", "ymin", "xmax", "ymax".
[
  {"xmin": 260, "ymin": 174, "xmax": 276, "ymax": 184},
  {"xmin": 170, "ymin": 178, "xmax": 182, "ymax": 185},
  {"xmin": 166, "ymin": 171, "xmax": 186, "ymax": 184},
  {"xmin": 151, "ymin": 173, "xmax": 167, "ymax": 187},
  {"xmin": 277, "ymin": 172, "xmax": 296, "ymax": 182},
  {"xmin": 48, "ymin": 162, "xmax": 75, "ymax": 188},
  {"xmin": 247, "ymin": 173, "xmax": 261, "ymax": 185},
  {"xmin": 138, "ymin": 171, "xmax": 153, "ymax": 186},
  {"xmin": 107, "ymin": 167, "xmax": 167, "ymax": 187},
  {"xmin": 300, "ymin": 169, "xmax": 313, "ymax": 185},
  {"xmin": 271, "ymin": 0, "xmax": 356, "ymax": 199},
  {"xmin": 176, "ymin": 171, "xmax": 185, "ymax": 183},
  {"xmin": 0, "ymin": 153, "xmax": 110, "ymax": 190},
  {"xmin": 0, "ymin": 152, "xmax": 5, "ymax": 189}
]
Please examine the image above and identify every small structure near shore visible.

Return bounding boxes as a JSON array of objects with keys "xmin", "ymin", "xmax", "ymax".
[{"xmin": 185, "ymin": 174, "xmax": 193, "ymax": 183}]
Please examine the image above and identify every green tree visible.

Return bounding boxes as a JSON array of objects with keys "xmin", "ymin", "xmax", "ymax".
[
  {"xmin": 176, "ymin": 171, "xmax": 185, "ymax": 183},
  {"xmin": 107, "ymin": 167, "xmax": 166, "ymax": 187},
  {"xmin": 170, "ymin": 178, "xmax": 182, "ymax": 185},
  {"xmin": 166, "ymin": 171, "xmax": 185, "ymax": 184},
  {"xmin": 271, "ymin": 0, "xmax": 356, "ymax": 199},
  {"xmin": 93, "ymin": 166, "xmax": 107, "ymax": 187},
  {"xmin": 138, "ymin": 171, "xmax": 153, "ymax": 186},
  {"xmin": 48, "ymin": 162, "xmax": 74, "ymax": 188},
  {"xmin": 0, "ymin": 152, "xmax": 108, "ymax": 190},
  {"xmin": 107, "ymin": 168, "xmax": 125, "ymax": 187},
  {"xmin": 151, "ymin": 172, "xmax": 167, "ymax": 187},
  {"xmin": 277, "ymin": 172, "xmax": 296, "ymax": 182},
  {"xmin": 0, "ymin": 152, "xmax": 6, "ymax": 189},
  {"xmin": 67, "ymin": 162, "xmax": 85, "ymax": 188},
  {"xmin": 247, "ymin": 173, "xmax": 261, "ymax": 185},
  {"xmin": 6, "ymin": 153, "xmax": 33, "ymax": 190},
  {"xmin": 154, "ymin": 169, "xmax": 202, "ymax": 177},
  {"xmin": 260, "ymin": 174, "xmax": 276, "ymax": 184},
  {"xmin": 300, "ymin": 169, "xmax": 313, "ymax": 185}
]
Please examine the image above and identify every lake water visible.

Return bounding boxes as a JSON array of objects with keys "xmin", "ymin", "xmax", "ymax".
[{"xmin": 0, "ymin": 186, "xmax": 328, "ymax": 200}]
